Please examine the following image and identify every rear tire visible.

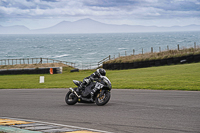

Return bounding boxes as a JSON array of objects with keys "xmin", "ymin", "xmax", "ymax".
[
  {"xmin": 65, "ymin": 91, "xmax": 78, "ymax": 105},
  {"xmin": 95, "ymin": 91, "xmax": 110, "ymax": 106}
]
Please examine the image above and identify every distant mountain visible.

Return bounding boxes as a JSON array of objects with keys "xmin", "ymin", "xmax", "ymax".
[
  {"xmin": 0, "ymin": 25, "xmax": 30, "ymax": 34},
  {"xmin": 1, "ymin": 18, "xmax": 200, "ymax": 34}
]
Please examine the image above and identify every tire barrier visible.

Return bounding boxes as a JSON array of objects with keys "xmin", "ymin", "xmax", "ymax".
[
  {"xmin": 103, "ymin": 54, "xmax": 200, "ymax": 70},
  {"xmin": 70, "ymin": 69, "xmax": 79, "ymax": 72},
  {"xmin": 0, "ymin": 67, "xmax": 62, "ymax": 75}
]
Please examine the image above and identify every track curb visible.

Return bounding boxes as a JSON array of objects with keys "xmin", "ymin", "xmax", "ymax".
[{"xmin": 0, "ymin": 117, "xmax": 113, "ymax": 133}]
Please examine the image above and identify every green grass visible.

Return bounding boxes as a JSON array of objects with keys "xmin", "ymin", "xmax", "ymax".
[
  {"xmin": 106, "ymin": 47, "xmax": 200, "ymax": 63},
  {"xmin": 0, "ymin": 63, "xmax": 200, "ymax": 91},
  {"xmin": 108, "ymin": 63, "xmax": 200, "ymax": 91}
]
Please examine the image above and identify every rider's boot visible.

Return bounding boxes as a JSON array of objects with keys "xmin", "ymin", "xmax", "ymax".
[
  {"xmin": 89, "ymin": 91, "xmax": 94, "ymax": 102},
  {"xmin": 89, "ymin": 87, "xmax": 99, "ymax": 102}
]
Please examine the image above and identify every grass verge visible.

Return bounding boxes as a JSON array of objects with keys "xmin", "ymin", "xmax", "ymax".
[
  {"xmin": 0, "ymin": 63, "xmax": 200, "ymax": 91},
  {"xmin": 106, "ymin": 47, "xmax": 200, "ymax": 63}
]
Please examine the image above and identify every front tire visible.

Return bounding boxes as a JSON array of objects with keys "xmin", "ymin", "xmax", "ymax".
[
  {"xmin": 95, "ymin": 91, "xmax": 110, "ymax": 106},
  {"xmin": 65, "ymin": 91, "xmax": 78, "ymax": 105}
]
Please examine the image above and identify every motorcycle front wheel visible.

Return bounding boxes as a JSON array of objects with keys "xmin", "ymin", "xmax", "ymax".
[
  {"xmin": 65, "ymin": 91, "xmax": 78, "ymax": 105},
  {"xmin": 95, "ymin": 91, "xmax": 110, "ymax": 106}
]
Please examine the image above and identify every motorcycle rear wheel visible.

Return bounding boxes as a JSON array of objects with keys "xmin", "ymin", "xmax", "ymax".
[
  {"xmin": 95, "ymin": 91, "xmax": 110, "ymax": 106},
  {"xmin": 65, "ymin": 91, "xmax": 78, "ymax": 105}
]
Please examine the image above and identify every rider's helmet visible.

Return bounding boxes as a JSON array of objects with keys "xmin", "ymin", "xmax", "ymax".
[{"xmin": 97, "ymin": 68, "xmax": 106, "ymax": 77}]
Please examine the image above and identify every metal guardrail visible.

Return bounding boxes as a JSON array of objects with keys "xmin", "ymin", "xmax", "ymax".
[
  {"xmin": 98, "ymin": 55, "xmax": 111, "ymax": 67},
  {"xmin": 0, "ymin": 57, "xmax": 112, "ymax": 70},
  {"xmin": 0, "ymin": 58, "xmax": 76, "ymax": 68}
]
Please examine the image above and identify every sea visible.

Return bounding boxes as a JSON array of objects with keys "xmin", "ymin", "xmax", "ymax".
[{"xmin": 0, "ymin": 31, "xmax": 200, "ymax": 69}]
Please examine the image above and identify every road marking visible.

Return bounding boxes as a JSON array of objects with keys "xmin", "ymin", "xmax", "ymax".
[
  {"xmin": 0, "ymin": 117, "xmax": 112, "ymax": 133},
  {"xmin": 66, "ymin": 131, "xmax": 101, "ymax": 133},
  {"xmin": 0, "ymin": 125, "xmax": 42, "ymax": 133},
  {"xmin": 0, "ymin": 119, "xmax": 33, "ymax": 126}
]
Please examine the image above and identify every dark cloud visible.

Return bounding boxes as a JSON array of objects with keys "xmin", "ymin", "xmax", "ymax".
[
  {"xmin": 151, "ymin": 0, "xmax": 200, "ymax": 11},
  {"xmin": 83, "ymin": 0, "xmax": 140, "ymax": 7},
  {"xmin": 83, "ymin": 0, "xmax": 200, "ymax": 11},
  {"xmin": 80, "ymin": 0, "xmax": 200, "ymax": 19},
  {"xmin": 1, "ymin": 0, "xmax": 38, "ymax": 10},
  {"xmin": 40, "ymin": 0, "xmax": 60, "ymax": 2},
  {"xmin": 148, "ymin": 0, "xmax": 200, "ymax": 19},
  {"xmin": 0, "ymin": 0, "xmax": 200, "ymax": 26},
  {"xmin": 26, "ymin": 0, "xmax": 59, "ymax": 2}
]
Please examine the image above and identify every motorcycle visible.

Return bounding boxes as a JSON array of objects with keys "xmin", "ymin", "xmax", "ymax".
[{"xmin": 65, "ymin": 76, "xmax": 112, "ymax": 106}]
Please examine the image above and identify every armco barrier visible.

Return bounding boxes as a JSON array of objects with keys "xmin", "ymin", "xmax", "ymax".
[
  {"xmin": 103, "ymin": 54, "xmax": 200, "ymax": 70},
  {"xmin": 0, "ymin": 67, "xmax": 62, "ymax": 75}
]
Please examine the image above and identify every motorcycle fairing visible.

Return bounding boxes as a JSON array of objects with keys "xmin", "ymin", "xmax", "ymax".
[{"xmin": 81, "ymin": 82, "xmax": 95, "ymax": 98}]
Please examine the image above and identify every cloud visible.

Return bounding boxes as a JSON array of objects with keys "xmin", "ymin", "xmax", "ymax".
[
  {"xmin": 1, "ymin": 0, "xmax": 200, "ymax": 18},
  {"xmin": 0, "ymin": 0, "xmax": 200, "ymax": 27}
]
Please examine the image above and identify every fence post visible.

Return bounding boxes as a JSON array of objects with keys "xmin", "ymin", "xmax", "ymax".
[
  {"xmin": 194, "ymin": 42, "xmax": 196, "ymax": 49},
  {"xmin": 109, "ymin": 55, "xmax": 111, "ymax": 60},
  {"xmin": 142, "ymin": 48, "xmax": 143, "ymax": 54},
  {"xmin": 177, "ymin": 44, "xmax": 179, "ymax": 51},
  {"xmin": 151, "ymin": 47, "xmax": 153, "ymax": 53},
  {"xmin": 167, "ymin": 45, "xmax": 169, "ymax": 51},
  {"xmin": 133, "ymin": 49, "xmax": 135, "ymax": 55},
  {"xmin": 39, "ymin": 58, "xmax": 42, "ymax": 64}
]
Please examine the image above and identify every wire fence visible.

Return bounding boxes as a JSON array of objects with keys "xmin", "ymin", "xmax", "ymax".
[
  {"xmin": 0, "ymin": 42, "xmax": 198, "ymax": 70},
  {"xmin": 76, "ymin": 62, "xmax": 99, "ymax": 70},
  {"xmin": 0, "ymin": 58, "xmax": 76, "ymax": 68},
  {"xmin": 109, "ymin": 42, "xmax": 198, "ymax": 59}
]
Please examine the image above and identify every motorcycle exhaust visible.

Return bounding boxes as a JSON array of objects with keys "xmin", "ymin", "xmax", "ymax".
[{"xmin": 69, "ymin": 88, "xmax": 81, "ymax": 98}]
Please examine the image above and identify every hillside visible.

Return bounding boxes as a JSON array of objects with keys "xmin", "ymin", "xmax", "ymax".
[
  {"xmin": 105, "ymin": 47, "xmax": 200, "ymax": 64},
  {"xmin": 1, "ymin": 18, "xmax": 200, "ymax": 34}
]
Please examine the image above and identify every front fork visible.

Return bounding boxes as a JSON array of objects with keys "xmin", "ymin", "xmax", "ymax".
[{"xmin": 96, "ymin": 89, "xmax": 105, "ymax": 99}]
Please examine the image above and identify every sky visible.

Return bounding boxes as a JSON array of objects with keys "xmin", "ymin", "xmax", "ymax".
[{"xmin": 0, "ymin": 0, "xmax": 200, "ymax": 29}]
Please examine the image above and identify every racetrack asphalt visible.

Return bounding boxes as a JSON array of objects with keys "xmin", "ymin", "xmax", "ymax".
[{"xmin": 0, "ymin": 89, "xmax": 200, "ymax": 133}]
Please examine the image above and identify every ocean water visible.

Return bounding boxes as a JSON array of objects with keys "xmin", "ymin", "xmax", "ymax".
[{"xmin": 0, "ymin": 31, "xmax": 200, "ymax": 69}]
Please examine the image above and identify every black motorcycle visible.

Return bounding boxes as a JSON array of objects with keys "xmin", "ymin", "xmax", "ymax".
[{"xmin": 65, "ymin": 76, "xmax": 112, "ymax": 106}]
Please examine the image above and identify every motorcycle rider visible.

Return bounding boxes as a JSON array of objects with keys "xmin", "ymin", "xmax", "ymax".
[{"xmin": 77, "ymin": 68, "xmax": 106, "ymax": 101}]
